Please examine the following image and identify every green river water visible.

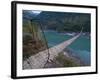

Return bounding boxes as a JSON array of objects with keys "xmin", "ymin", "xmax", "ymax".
[{"xmin": 44, "ymin": 31, "xmax": 91, "ymax": 65}]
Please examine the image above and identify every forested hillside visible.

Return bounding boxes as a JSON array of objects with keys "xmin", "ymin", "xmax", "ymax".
[
  {"xmin": 36, "ymin": 11, "xmax": 91, "ymax": 32},
  {"xmin": 23, "ymin": 10, "xmax": 91, "ymax": 32}
]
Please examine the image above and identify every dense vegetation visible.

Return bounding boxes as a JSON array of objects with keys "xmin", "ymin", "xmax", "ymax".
[
  {"xmin": 36, "ymin": 11, "xmax": 91, "ymax": 32},
  {"xmin": 23, "ymin": 10, "xmax": 91, "ymax": 32},
  {"xmin": 55, "ymin": 52, "xmax": 80, "ymax": 67}
]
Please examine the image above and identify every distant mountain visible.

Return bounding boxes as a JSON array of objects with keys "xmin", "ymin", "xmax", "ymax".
[
  {"xmin": 36, "ymin": 11, "xmax": 90, "ymax": 32},
  {"xmin": 23, "ymin": 11, "xmax": 91, "ymax": 32},
  {"xmin": 23, "ymin": 10, "xmax": 40, "ymax": 20}
]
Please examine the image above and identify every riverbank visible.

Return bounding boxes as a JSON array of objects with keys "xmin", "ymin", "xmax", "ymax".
[
  {"xmin": 44, "ymin": 50, "xmax": 84, "ymax": 68},
  {"xmin": 44, "ymin": 30, "xmax": 90, "ymax": 38},
  {"xmin": 44, "ymin": 48, "xmax": 89, "ymax": 68}
]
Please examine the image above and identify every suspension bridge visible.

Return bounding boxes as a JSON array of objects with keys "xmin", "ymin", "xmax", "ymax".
[{"xmin": 23, "ymin": 31, "xmax": 82, "ymax": 69}]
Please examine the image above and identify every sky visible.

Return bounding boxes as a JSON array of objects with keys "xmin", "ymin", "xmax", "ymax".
[{"xmin": 31, "ymin": 10, "xmax": 42, "ymax": 15}]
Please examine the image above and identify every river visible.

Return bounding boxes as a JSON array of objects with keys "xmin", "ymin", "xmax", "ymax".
[{"xmin": 43, "ymin": 31, "xmax": 91, "ymax": 65}]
